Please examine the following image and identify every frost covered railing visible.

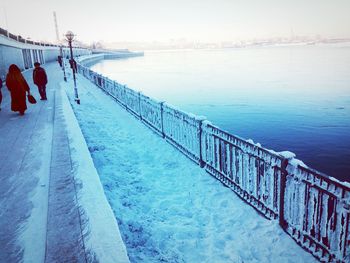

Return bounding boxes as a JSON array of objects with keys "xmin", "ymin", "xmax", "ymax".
[
  {"xmin": 76, "ymin": 62, "xmax": 350, "ymax": 262},
  {"xmin": 201, "ymin": 124, "xmax": 286, "ymax": 219},
  {"xmin": 283, "ymin": 164, "xmax": 350, "ymax": 262}
]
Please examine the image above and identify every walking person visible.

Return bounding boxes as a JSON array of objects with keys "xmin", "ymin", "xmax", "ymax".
[
  {"xmin": 58, "ymin": 55, "xmax": 63, "ymax": 67},
  {"xmin": 6, "ymin": 64, "xmax": 30, "ymax": 116},
  {"xmin": 33, "ymin": 62, "xmax": 48, "ymax": 100}
]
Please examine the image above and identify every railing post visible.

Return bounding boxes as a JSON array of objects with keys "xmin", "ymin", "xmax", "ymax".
[
  {"xmin": 113, "ymin": 81, "xmax": 118, "ymax": 101},
  {"xmin": 123, "ymin": 85, "xmax": 128, "ymax": 110},
  {"xmin": 160, "ymin": 102, "xmax": 165, "ymax": 138},
  {"xmin": 344, "ymin": 212, "xmax": 350, "ymax": 259},
  {"xmin": 138, "ymin": 92, "xmax": 143, "ymax": 120},
  {"xmin": 197, "ymin": 117, "xmax": 206, "ymax": 168},
  {"xmin": 98, "ymin": 74, "xmax": 102, "ymax": 88},
  {"xmin": 279, "ymin": 158, "xmax": 289, "ymax": 229},
  {"xmin": 106, "ymin": 78, "xmax": 109, "ymax": 93}
]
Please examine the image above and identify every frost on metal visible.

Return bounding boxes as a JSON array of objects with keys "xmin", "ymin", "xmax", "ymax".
[
  {"xmin": 201, "ymin": 123, "xmax": 285, "ymax": 219},
  {"xmin": 76, "ymin": 58, "xmax": 350, "ymax": 263},
  {"xmin": 140, "ymin": 94, "xmax": 163, "ymax": 134},
  {"xmin": 162, "ymin": 104, "xmax": 203, "ymax": 163},
  {"xmin": 283, "ymin": 162, "xmax": 350, "ymax": 262}
]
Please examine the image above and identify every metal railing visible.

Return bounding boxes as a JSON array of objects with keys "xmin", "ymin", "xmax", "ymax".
[
  {"xmin": 283, "ymin": 165, "xmax": 350, "ymax": 261},
  {"xmin": 76, "ymin": 60, "xmax": 349, "ymax": 263},
  {"xmin": 0, "ymin": 26, "xmax": 88, "ymax": 49},
  {"xmin": 201, "ymin": 123, "xmax": 285, "ymax": 219}
]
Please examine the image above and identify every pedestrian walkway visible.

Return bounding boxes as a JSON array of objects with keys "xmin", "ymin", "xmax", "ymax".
[{"xmin": 0, "ymin": 62, "xmax": 129, "ymax": 263}]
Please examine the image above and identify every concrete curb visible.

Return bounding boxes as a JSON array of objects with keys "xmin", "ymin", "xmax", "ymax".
[{"xmin": 60, "ymin": 85, "xmax": 130, "ymax": 263}]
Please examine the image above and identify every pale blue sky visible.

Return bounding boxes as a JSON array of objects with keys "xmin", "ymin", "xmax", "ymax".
[{"xmin": 1, "ymin": 0, "xmax": 349, "ymax": 43}]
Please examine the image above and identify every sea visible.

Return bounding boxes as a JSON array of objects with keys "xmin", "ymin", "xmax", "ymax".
[{"xmin": 90, "ymin": 44, "xmax": 350, "ymax": 182}]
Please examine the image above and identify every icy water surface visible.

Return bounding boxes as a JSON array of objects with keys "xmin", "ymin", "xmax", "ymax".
[{"xmin": 90, "ymin": 45, "xmax": 350, "ymax": 182}]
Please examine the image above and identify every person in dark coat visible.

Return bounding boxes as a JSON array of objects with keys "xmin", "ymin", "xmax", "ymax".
[
  {"xmin": 69, "ymin": 59, "xmax": 77, "ymax": 73},
  {"xmin": 6, "ymin": 64, "xmax": 30, "ymax": 115},
  {"xmin": 33, "ymin": 62, "xmax": 48, "ymax": 100},
  {"xmin": 57, "ymin": 55, "xmax": 63, "ymax": 67}
]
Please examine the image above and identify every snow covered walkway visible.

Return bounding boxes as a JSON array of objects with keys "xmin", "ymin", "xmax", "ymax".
[
  {"xmin": 0, "ymin": 62, "xmax": 129, "ymax": 262},
  {"xmin": 65, "ymin": 73, "xmax": 319, "ymax": 263}
]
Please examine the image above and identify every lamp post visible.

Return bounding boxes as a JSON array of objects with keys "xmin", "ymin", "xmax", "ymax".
[{"xmin": 65, "ymin": 30, "xmax": 80, "ymax": 104}]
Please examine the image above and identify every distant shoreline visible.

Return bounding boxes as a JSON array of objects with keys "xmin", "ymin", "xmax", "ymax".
[{"xmin": 139, "ymin": 41, "xmax": 350, "ymax": 53}]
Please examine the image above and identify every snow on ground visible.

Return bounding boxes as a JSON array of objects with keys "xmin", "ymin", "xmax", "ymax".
[{"xmin": 65, "ymin": 75, "xmax": 318, "ymax": 263}]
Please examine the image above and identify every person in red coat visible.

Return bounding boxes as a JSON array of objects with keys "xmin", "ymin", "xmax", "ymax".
[
  {"xmin": 6, "ymin": 64, "xmax": 30, "ymax": 115},
  {"xmin": 33, "ymin": 62, "xmax": 48, "ymax": 100}
]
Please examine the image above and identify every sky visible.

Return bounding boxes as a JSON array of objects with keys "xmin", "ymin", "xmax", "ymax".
[{"xmin": 1, "ymin": 0, "xmax": 349, "ymax": 44}]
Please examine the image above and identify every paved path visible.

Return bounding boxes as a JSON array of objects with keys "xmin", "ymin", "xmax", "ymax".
[{"xmin": 0, "ymin": 63, "xmax": 88, "ymax": 262}]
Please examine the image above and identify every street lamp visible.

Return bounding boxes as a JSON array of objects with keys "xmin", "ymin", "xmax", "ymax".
[{"xmin": 65, "ymin": 30, "xmax": 80, "ymax": 104}]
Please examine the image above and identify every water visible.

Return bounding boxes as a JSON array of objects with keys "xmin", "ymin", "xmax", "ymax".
[{"xmin": 90, "ymin": 45, "xmax": 350, "ymax": 182}]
